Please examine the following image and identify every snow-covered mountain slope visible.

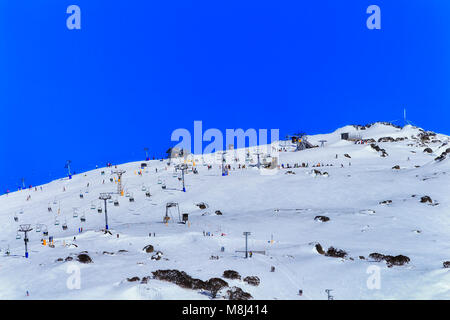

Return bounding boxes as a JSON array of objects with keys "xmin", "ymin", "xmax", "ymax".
[{"xmin": 0, "ymin": 123, "xmax": 449, "ymax": 300}]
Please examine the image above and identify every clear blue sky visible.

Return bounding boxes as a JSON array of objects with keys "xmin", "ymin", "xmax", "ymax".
[{"xmin": 0, "ymin": 1, "xmax": 449, "ymax": 191}]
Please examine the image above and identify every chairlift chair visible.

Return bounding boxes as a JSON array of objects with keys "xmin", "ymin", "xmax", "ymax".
[
  {"xmin": 54, "ymin": 217, "xmax": 60, "ymax": 226},
  {"xmin": 97, "ymin": 206, "xmax": 103, "ymax": 213},
  {"xmin": 19, "ymin": 209, "xmax": 24, "ymax": 215},
  {"xmin": 36, "ymin": 224, "xmax": 41, "ymax": 232},
  {"xmin": 79, "ymin": 193, "xmax": 84, "ymax": 199},
  {"xmin": 141, "ymin": 185, "xmax": 147, "ymax": 192},
  {"xmin": 62, "ymin": 223, "xmax": 68, "ymax": 231},
  {"xmin": 157, "ymin": 178, "xmax": 162, "ymax": 184},
  {"xmin": 16, "ymin": 232, "xmax": 21, "ymax": 240},
  {"xmin": 125, "ymin": 192, "xmax": 130, "ymax": 198},
  {"xmin": 43, "ymin": 229, "xmax": 49, "ymax": 236},
  {"xmin": 73, "ymin": 210, "xmax": 78, "ymax": 218},
  {"xmin": 114, "ymin": 199, "xmax": 119, "ymax": 207},
  {"xmin": 145, "ymin": 191, "xmax": 151, "ymax": 197},
  {"xmin": 129, "ymin": 193, "xmax": 135, "ymax": 202},
  {"xmin": 108, "ymin": 197, "xmax": 113, "ymax": 203},
  {"xmin": 80, "ymin": 215, "xmax": 86, "ymax": 222},
  {"xmin": 91, "ymin": 202, "xmax": 96, "ymax": 210},
  {"xmin": 14, "ymin": 215, "xmax": 18, "ymax": 222}
]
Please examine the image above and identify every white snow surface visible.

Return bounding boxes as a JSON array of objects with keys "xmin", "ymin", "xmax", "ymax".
[{"xmin": 1, "ymin": 123, "xmax": 449, "ymax": 300}]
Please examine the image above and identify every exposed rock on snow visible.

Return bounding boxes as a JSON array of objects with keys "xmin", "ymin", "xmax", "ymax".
[
  {"xmin": 77, "ymin": 253, "xmax": 93, "ymax": 264},
  {"xmin": 151, "ymin": 269, "xmax": 230, "ymax": 299},
  {"xmin": 143, "ymin": 245, "xmax": 154, "ymax": 253},
  {"xmin": 325, "ymin": 247, "xmax": 347, "ymax": 258},
  {"xmin": 127, "ymin": 276, "xmax": 140, "ymax": 282},
  {"xmin": 368, "ymin": 253, "xmax": 410, "ymax": 267},
  {"xmin": 225, "ymin": 286, "xmax": 252, "ymax": 300},
  {"xmin": 195, "ymin": 202, "xmax": 208, "ymax": 210},
  {"xmin": 420, "ymin": 196, "xmax": 432, "ymax": 204},
  {"xmin": 223, "ymin": 270, "xmax": 241, "ymax": 280},
  {"xmin": 314, "ymin": 216, "xmax": 330, "ymax": 222},
  {"xmin": 243, "ymin": 276, "xmax": 260, "ymax": 286}
]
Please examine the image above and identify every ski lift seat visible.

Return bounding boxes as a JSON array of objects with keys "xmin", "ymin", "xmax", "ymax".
[{"xmin": 16, "ymin": 233, "xmax": 21, "ymax": 240}]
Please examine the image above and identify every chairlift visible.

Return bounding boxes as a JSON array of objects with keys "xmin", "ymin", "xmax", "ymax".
[
  {"xmin": 16, "ymin": 232, "xmax": 21, "ymax": 240},
  {"xmin": 54, "ymin": 217, "xmax": 60, "ymax": 226},
  {"xmin": 79, "ymin": 193, "xmax": 84, "ymax": 199},
  {"xmin": 129, "ymin": 193, "xmax": 135, "ymax": 202},
  {"xmin": 19, "ymin": 209, "xmax": 24, "ymax": 215},
  {"xmin": 145, "ymin": 191, "xmax": 151, "ymax": 197},
  {"xmin": 36, "ymin": 224, "xmax": 41, "ymax": 232},
  {"xmin": 141, "ymin": 185, "xmax": 147, "ymax": 192},
  {"xmin": 108, "ymin": 197, "xmax": 113, "ymax": 203},
  {"xmin": 162, "ymin": 183, "xmax": 166, "ymax": 190},
  {"xmin": 14, "ymin": 215, "xmax": 18, "ymax": 222},
  {"xmin": 80, "ymin": 215, "xmax": 86, "ymax": 222},
  {"xmin": 91, "ymin": 202, "xmax": 96, "ymax": 210},
  {"xmin": 73, "ymin": 210, "xmax": 78, "ymax": 218},
  {"xmin": 62, "ymin": 223, "xmax": 68, "ymax": 231},
  {"xmin": 125, "ymin": 192, "xmax": 130, "ymax": 198},
  {"xmin": 157, "ymin": 178, "xmax": 162, "ymax": 184},
  {"xmin": 97, "ymin": 206, "xmax": 103, "ymax": 213},
  {"xmin": 114, "ymin": 199, "xmax": 119, "ymax": 207},
  {"xmin": 43, "ymin": 229, "xmax": 49, "ymax": 236}
]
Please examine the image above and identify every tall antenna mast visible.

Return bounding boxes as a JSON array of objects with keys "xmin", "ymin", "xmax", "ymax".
[
  {"xmin": 404, "ymin": 108, "xmax": 407, "ymax": 127},
  {"xmin": 65, "ymin": 160, "xmax": 72, "ymax": 179}
]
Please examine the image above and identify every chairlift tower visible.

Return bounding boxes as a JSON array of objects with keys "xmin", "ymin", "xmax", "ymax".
[
  {"xmin": 175, "ymin": 164, "xmax": 188, "ymax": 192},
  {"xmin": 99, "ymin": 193, "xmax": 112, "ymax": 230},
  {"xmin": 319, "ymin": 140, "xmax": 327, "ymax": 147},
  {"xmin": 243, "ymin": 232, "xmax": 251, "ymax": 258},
  {"xmin": 21, "ymin": 177, "xmax": 26, "ymax": 189},
  {"xmin": 144, "ymin": 147, "xmax": 150, "ymax": 161},
  {"xmin": 112, "ymin": 170, "xmax": 126, "ymax": 195},
  {"xmin": 18, "ymin": 224, "xmax": 33, "ymax": 258},
  {"xmin": 221, "ymin": 151, "xmax": 228, "ymax": 176},
  {"xmin": 253, "ymin": 151, "xmax": 262, "ymax": 169},
  {"xmin": 164, "ymin": 202, "xmax": 181, "ymax": 223}
]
